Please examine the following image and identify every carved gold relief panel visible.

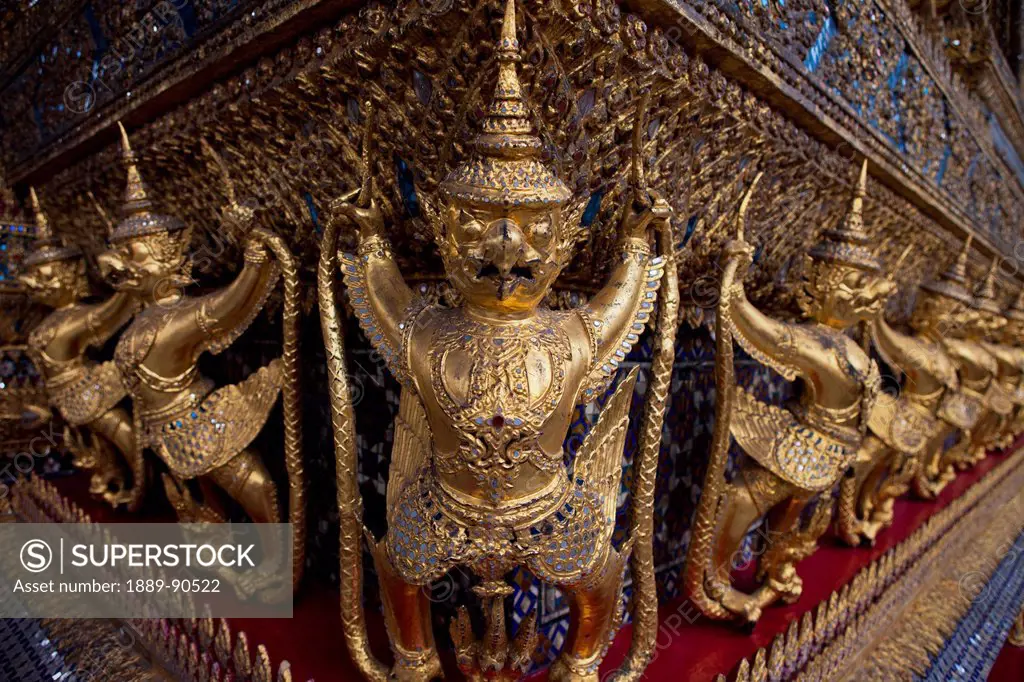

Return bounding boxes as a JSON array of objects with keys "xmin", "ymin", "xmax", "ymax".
[{"xmin": 18, "ymin": 1, "xmax": 1009, "ymax": 325}]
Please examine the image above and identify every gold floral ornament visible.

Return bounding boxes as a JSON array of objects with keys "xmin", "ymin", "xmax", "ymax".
[
  {"xmin": 320, "ymin": 2, "xmax": 678, "ymax": 680},
  {"xmin": 685, "ymin": 160, "xmax": 893, "ymax": 624},
  {"xmin": 19, "ymin": 186, "xmax": 145, "ymax": 510},
  {"xmin": 97, "ymin": 122, "xmax": 306, "ymax": 596}
]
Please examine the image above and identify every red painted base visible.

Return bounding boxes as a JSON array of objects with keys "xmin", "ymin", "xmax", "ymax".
[{"xmin": 988, "ymin": 638, "xmax": 1024, "ymax": 681}]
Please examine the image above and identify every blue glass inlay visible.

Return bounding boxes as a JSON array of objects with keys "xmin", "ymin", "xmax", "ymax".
[
  {"xmin": 679, "ymin": 214, "xmax": 697, "ymax": 251},
  {"xmin": 395, "ymin": 156, "xmax": 420, "ymax": 218},
  {"xmin": 920, "ymin": 530, "xmax": 1024, "ymax": 681},
  {"xmin": 936, "ymin": 145, "xmax": 952, "ymax": 186},
  {"xmin": 803, "ymin": 17, "xmax": 836, "ymax": 73},
  {"xmin": 581, "ymin": 190, "xmax": 603, "ymax": 228},
  {"xmin": 303, "ymin": 193, "xmax": 320, "ymax": 232}
]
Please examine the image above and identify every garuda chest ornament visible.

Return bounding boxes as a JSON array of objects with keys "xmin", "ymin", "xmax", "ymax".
[{"xmin": 320, "ymin": 2, "xmax": 677, "ymax": 680}]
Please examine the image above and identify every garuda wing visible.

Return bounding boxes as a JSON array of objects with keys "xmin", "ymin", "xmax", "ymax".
[
  {"xmin": 386, "ymin": 388, "xmax": 432, "ymax": 523},
  {"xmin": 730, "ymin": 387, "xmax": 854, "ymax": 492},
  {"xmin": 867, "ymin": 393, "xmax": 936, "ymax": 455},
  {"xmin": 573, "ymin": 367, "xmax": 639, "ymax": 533}
]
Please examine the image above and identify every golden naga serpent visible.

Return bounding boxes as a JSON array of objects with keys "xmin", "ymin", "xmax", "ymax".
[
  {"xmin": 609, "ymin": 91, "xmax": 680, "ymax": 682},
  {"xmin": 682, "ymin": 175, "xmax": 758, "ymax": 621},
  {"xmin": 250, "ymin": 226, "xmax": 306, "ymax": 591},
  {"xmin": 204, "ymin": 139, "xmax": 307, "ymax": 589},
  {"xmin": 319, "ymin": 184, "xmax": 390, "ymax": 680}
]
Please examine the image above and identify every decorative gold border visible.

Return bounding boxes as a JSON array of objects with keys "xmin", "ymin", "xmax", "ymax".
[
  {"xmin": 714, "ymin": 446, "xmax": 1024, "ymax": 681},
  {"xmin": 9, "ymin": 443, "xmax": 1024, "ymax": 682},
  {"xmin": 6, "ymin": 475, "xmax": 295, "ymax": 682}
]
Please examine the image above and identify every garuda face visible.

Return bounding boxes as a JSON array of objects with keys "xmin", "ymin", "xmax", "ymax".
[
  {"xmin": 800, "ymin": 258, "xmax": 894, "ymax": 328},
  {"xmin": 436, "ymin": 201, "xmax": 571, "ymax": 315},
  {"xmin": 98, "ymin": 231, "xmax": 192, "ymax": 298},
  {"xmin": 20, "ymin": 258, "xmax": 88, "ymax": 309}
]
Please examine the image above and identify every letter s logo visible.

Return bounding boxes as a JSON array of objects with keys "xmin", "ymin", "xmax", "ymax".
[{"xmin": 20, "ymin": 540, "xmax": 52, "ymax": 573}]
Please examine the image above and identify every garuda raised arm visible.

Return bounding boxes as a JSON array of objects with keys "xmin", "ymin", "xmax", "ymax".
[
  {"xmin": 320, "ymin": 3, "xmax": 677, "ymax": 680},
  {"xmin": 685, "ymin": 161, "xmax": 893, "ymax": 624},
  {"xmin": 20, "ymin": 188, "xmax": 143, "ymax": 510},
  {"xmin": 96, "ymin": 124, "xmax": 304, "ymax": 593}
]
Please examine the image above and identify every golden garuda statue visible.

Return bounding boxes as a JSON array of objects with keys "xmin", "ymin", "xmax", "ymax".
[
  {"xmin": 96, "ymin": 123, "xmax": 305, "ymax": 592},
  {"xmin": 20, "ymin": 187, "xmax": 144, "ymax": 510},
  {"xmin": 319, "ymin": 2, "xmax": 677, "ymax": 680},
  {"xmin": 834, "ymin": 245, "xmax": 961, "ymax": 545},
  {"xmin": 997, "ymin": 289, "xmax": 1024, "ymax": 443},
  {"xmin": 912, "ymin": 240, "xmax": 1001, "ymax": 498},
  {"xmin": 685, "ymin": 160, "xmax": 893, "ymax": 624},
  {"xmin": 968, "ymin": 260, "xmax": 1018, "ymax": 454}
]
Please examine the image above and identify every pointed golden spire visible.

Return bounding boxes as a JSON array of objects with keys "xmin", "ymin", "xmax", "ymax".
[
  {"xmin": 23, "ymin": 187, "xmax": 82, "ymax": 267},
  {"xmin": 947, "ymin": 234, "xmax": 972, "ymax": 284},
  {"xmin": 977, "ymin": 256, "xmax": 998, "ymax": 298},
  {"xmin": 923, "ymin": 235, "xmax": 974, "ymax": 304},
  {"xmin": 847, "ymin": 157, "xmax": 868, "ymax": 233},
  {"xmin": 109, "ymin": 121, "xmax": 184, "ymax": 241},
  {"xmin": 28, "ymin": 187, "xmax": 51, "ymax": 241},
  {"xmin": 973, "ymin": 255, "xmax": 1002, "ymax": 314},
  {"xmin": 809, "ymin": 158, "xmax": 879, "ymax": 271},
  {"xmin": 118, "ymin": 121, "xmax": 156, "ymax": 218},
  {"xmin": 439, "ymin": 0, "xmax": 570, "ymax": 209}
]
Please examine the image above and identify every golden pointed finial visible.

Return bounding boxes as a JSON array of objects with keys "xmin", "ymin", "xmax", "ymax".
[
  {"xmin": 24, "ymin": 187, "xmax": 82, "ymax": 267},
  {"xmin": 87, "ymin": 191, "xmax": 114, "ymax": 238},
  {"xmin": 501, "ymin": 0, "xmax": 517, "ymax": 45},
  {"xmin": 947, "ymin": 234, "xmax": 973, "ymax": 283},
  {"xmin": 109, "ymin": 121, "xmax": 184, "ymax": 242},
  {"xmin": 736, "ymin": 170, "xmax": 764, "ymax": 244},
  {"xmin": 117, "ymin": 121, "xmax": 155, "ymax": 218},
  {"xmin": 922, "ymin": 235, "xmax": 973, "ymax": 303},
  {"xmin": 808, "ymin": 158, "xmax": 879, "ymax": 271},
  {"xmin": 439, "ymin": 0, "xmax": 570, "ymax": 208},
  {"xmin": 844, "ymin": 158, "xmax": 868, "ymax": 237},
  {"xmin": 973, "ymin": 255, "xmax": 1001, "ymax": 314},
  {"xmin": 117, "ymin": 121, "xmax": 132, "ymax": 157},
  {"xmin": 28, "ymin": 187, "xmax": 51, "ymax": 240}
]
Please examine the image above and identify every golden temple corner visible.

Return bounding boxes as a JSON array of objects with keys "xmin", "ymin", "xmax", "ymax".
[{"xmin": 2, "ymin": 0, "xmax": 1024, "ymax": 680}]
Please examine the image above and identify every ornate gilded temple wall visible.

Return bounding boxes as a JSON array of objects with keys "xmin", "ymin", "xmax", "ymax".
[{"xmin": 2, "ymin": 0, "xmax": 1023, "ymax": 677}]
